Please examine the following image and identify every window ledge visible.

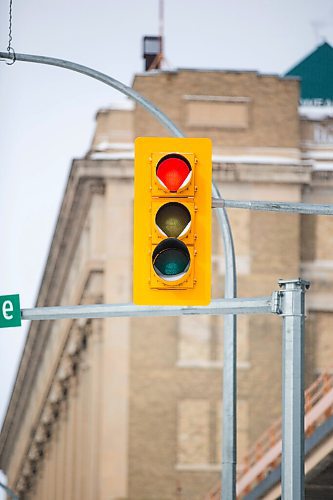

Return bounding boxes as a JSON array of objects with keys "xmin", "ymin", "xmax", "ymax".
[
  {"xmin": 176, "ymin": 463, "xmax": 221, "ymax": 472},
  {"xmin": 177, "ymin": 360, "xmax": 251, "ymax": 369}
]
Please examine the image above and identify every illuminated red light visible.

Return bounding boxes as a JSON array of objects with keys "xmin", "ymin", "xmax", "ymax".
[{"xmin": 156, "ymin": 154, "xmax": 191, "ymax": 192}]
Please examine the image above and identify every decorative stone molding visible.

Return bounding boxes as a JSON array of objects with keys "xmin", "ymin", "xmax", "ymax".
[
  {"xmin": 67, "ymin": 328, "xmax": 82, "ymax": 357},
  {"xmin": 49, "ymin": 382, "xmax": 63, "ymax": 405},
  {"xmin": 57, "ymin": 358, "xmax": 73, "ymax": 383},
  {"xmin": 35, "ymin": 425, "xmax": 47, "ymax": 445},
  {"xmin": 41, "ymin": 405, "xmax": 54, "ymax": 427},
  {"xmin": 28, "ymin": 444, "xmax": 39, "ymax": 463},
  {"xmin": 22, "ymin": 462, "xmax": 32, "ymax": 478},
  {"xmin": 16, "ymin": 477, "xmax": 27, "ymax": 492},
  {"xmin": 12, "ymin": 319, "xmax": 95, "ymax": 496}
]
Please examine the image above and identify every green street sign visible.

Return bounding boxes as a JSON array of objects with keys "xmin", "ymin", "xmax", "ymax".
[{"xmin": 0, "ymin": 294, "xmax": 21, "ymax": 328}]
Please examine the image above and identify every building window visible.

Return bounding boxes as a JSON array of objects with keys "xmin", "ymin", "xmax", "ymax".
[
  {"xmin": 177, "ymin": 399, "xmax": 249, "ymax": 468},
  {"xmin": 313, "ymin": 124, "xmax": 333, "ymax": 144},
  {"xmin": 177, "ymin": 399, "xmax": 210, "ymax": 466},
  {"xmin": 177, "ymin": 314, "xmax": 250, "ymax": 368},
  {"xmin": 184, "ymin": 95, "xmax": 250, "ymax": 129},
  {"xmin": 178, "ymin": 315, "xmax": 211, "ymax": 364}
]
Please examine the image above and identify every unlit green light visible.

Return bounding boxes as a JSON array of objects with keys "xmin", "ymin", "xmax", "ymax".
[{"xmin": 153, "ymin": 239, "xmax": 190, "ymax": 279}]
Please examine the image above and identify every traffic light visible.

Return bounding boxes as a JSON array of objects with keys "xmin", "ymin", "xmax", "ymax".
[{"xmin": 133, "ymin": 137, "xmax": 212, "ymax": 305}]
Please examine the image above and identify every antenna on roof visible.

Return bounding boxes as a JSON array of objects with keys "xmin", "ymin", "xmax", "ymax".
[
  {"xmin": 159, "ymin": 0, "xmax": 164, "ymax": 60},
  {"xmin": 143, "ymin": 0, "xmax": 165, "ymax": 71},
  {"xmin": 311, "ymin": 20, "xmax": 327, "ymax": 45}
]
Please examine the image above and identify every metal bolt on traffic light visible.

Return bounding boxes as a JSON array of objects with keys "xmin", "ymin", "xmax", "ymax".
[{"xmin": 133, "ymin": 137, "xmax": 212, "ymax": 305}]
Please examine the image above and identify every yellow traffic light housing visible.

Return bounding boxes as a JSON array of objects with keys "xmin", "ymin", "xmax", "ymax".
[{"xmin": 133, "ymin": 137, "xmax": 212, "ymax": 305}]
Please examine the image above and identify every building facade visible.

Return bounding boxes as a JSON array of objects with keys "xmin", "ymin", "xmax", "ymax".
[{"xmin": 1, "ymin": 45, "xmax": 333, "ymax": 499}]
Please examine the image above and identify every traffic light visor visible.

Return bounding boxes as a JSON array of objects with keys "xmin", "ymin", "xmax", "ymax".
[
  {"xmin": 156, "ymin": 154, "xmax": 192, "ymax": 192},
  {"xmin": 152, "ymin": 238, "xmax": 190, "ymax": 281},
  {"xmin": 155, "ymin": 202, "xmax": 191, "ymax": 238}
]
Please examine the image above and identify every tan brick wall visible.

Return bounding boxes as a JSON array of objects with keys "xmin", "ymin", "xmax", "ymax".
[
  {"xmin": 246, "ymin": 315, "xmax": 282, "ymax": 443},
  {"xmin": 133, "ymin": 70, "xmax": 300, "ymax": 150},
  {"xmin": 250, "ymin": 211, "xmax": 300, "ymax": 276},
  {"xmin": 313, "ymin": 313, "xmax": 333, "ymax": 373},
  {"xmin": 315, "ymin": 216, "xmax": 333, "ymax": 260}
]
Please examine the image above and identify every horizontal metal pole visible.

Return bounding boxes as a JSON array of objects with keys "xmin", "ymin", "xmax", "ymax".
[
  {"xmin": 213, "ymin": 198, "xmax": 333, "ymax": 216},
  {"xmin": 21, "ymin": 297, "xmax": 273, "ymax": 321}
]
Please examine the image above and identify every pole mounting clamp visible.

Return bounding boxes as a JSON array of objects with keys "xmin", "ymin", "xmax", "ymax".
[{"xmin": 271, "ymin": 291, "xmax": 284, "ymax": 315}]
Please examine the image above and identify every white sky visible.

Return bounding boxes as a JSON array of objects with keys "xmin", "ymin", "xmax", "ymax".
[{"xmin": 0, "ymin": 0, "xmax": 333, "ymax": 487}]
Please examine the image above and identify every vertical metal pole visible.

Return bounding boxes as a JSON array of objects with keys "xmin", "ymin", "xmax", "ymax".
[
  {"xmin": 213, "ymin": 184, "xmax": 237, "ymax": 500},
  {"xmin": 221, "ymin": 314, "xmax": 237, "ymax": 498},
  {"xmin": 279, "ymin": 279, "xmax": 310, "ymax": 500}
]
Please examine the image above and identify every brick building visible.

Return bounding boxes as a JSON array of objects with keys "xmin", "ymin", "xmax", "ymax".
[{"xmin": 0, "ymin": 43, "xmax": 333, "ymax": 499}]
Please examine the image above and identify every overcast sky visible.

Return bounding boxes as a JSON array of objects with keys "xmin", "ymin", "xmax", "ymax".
[{"xmin": 0, "ymin": 0, "xmax": 333, "ymax": 487}]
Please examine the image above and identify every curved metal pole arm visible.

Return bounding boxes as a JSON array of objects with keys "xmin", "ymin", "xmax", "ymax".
[
  {"xmin": 0, "ymin": 51, "xmax": 183, "ymax": 138},
  {"xmin": 1, "ymin": 50, "xmax": 237, "ymax": 499},
  {"xmin": 0, "ymin": 51, "xmax": 237, "ymax": 292}
]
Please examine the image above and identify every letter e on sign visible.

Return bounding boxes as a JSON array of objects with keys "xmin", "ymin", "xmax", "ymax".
[{"xmin": 3, "ymin": 300, "xmax": 14, "ymax": 320}]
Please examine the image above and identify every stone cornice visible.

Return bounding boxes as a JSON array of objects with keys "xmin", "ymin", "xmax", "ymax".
[
  {"xmin": 311, "ymin": 169, "xmax": 333, "ymax": 187},
  {"xmin": 213, "ymin": 161, "xmax": 311, "ymax": 184},
  {"xmin": 79, "ymin": 158, "xmax": 312, "ymax": 185}
]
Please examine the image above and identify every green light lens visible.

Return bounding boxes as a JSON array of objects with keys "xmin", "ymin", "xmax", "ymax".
[
  {"xmin": 155, "ymin": 203, "xmax": 191, "ymax": 238},
  {"xmin": 153, "ymin": 239, "xmax": 190, "ymax": 281}
]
